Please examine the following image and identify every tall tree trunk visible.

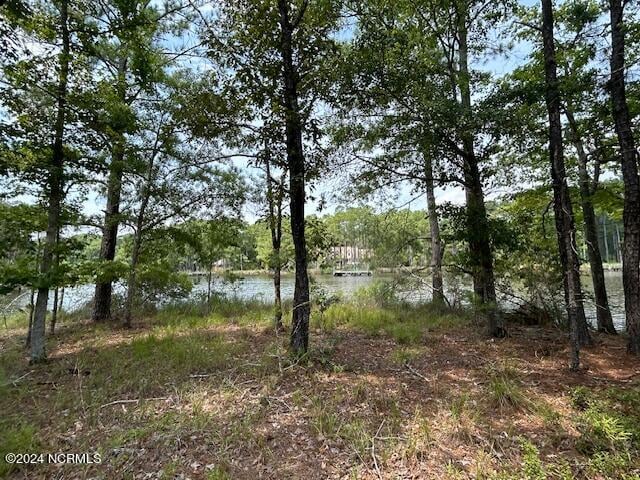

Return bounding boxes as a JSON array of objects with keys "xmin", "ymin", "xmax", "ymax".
[
  {"xmin": 31, "ymin": 0, "xmax": 69, "ymax": 362},
  {"xmin": 265, "ymin": 145, "xmax": 284, "ymax": 331},
  {"xmin": 93, "ymin": 138, "xmax": 124, "ymax": 322},
  {"xmin": 541, "ymin": 0, "xmax": 591, "ymax": 370},
  {"xmin": 609, "ymin": 0, "xmax": 640, "ymax": 354},
  {"xmin": 123, "ymin": 151, "xmax": 154, "ymax": 328},
  {"xmin": 457, "ymin": 14, "xmax": 502, "ymax": 336},
  {"xmin": 424, "ymin": 153, "xmax": 445, "ymax": 304},
  {"xmin": 565, "ymin": 108, "xmax": 616, "ymax": 334},
  {"xmin": 278, "ymin": 0, "xmax": 310, "ymax": 355},
  {"xmin": 93, "ymin": 59, "xmax": 127, "ymax": 322}
]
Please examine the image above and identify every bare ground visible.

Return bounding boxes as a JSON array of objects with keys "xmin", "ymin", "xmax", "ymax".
[{"xmin": 1, "ymin": 312, "xmax": 639, "ymax": 479}]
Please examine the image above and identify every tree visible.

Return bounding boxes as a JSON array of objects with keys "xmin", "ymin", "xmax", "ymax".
[
  {"xmin": 85, "ymin": 0, "xmax": 188, "ymax": 322},
  {"xmin": 338, "ymin": 0, "xmax": 513, "ymax": 332},
  {"xmin": 120, "ymin": 93, "xmax": 246, "ymax": 326},
  {"xmin": 190, "ymin": 218, "xmax": 243, "ymax": 305},
  {"xmin": 541, "ymin": 0, "xmax": 590, "ymax": 370},
  {"xmin": 499, "ymin": 0, "xmax": 614, "ymax": 336},
  {"xmin": 198, "ymin": 0, "xmax": 342, "ymax": 354},
  {"xmin": 0, "ymin": 0, "xmax": 75, "ymax": 362},
  {"xmin": 263, "ymin": 145, "xmax": 288, "ymax": 330},
  {"xmin": 608, "ymin": 0, "xmax": 640, "ymax": 354}
]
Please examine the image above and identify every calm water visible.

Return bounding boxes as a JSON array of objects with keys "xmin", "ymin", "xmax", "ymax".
[{"xmin": 1, "ymin": 271, "xmax": 627, "ymax": 330}]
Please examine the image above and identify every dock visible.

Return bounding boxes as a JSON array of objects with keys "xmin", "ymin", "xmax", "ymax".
[{"xmin": 332, "ymin": 270, "xmax": 372, "ymax": 277}]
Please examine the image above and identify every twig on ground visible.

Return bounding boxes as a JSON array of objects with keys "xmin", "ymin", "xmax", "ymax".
[
  {"xmin": 405, "ymin": 362, "xmax": 430, "ymax": 383},
  {"xmin": 2, "ymin": 370, "xmax": 34, "ymax": 387},
  {"xmin": 371, "ymin": 420, "xmax": 385, "ymax": 480},
  {"xmin": 99, "ymin": 397, "xmax": 168, "ymax": 409}
]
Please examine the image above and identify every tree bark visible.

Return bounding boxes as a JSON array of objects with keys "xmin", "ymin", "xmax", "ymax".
[
  {"xmin": 93, "ymin": 137, "xmax": 124, "ymax": 322},
  {"xmin": 25, "ymin": 288, "xmax": 34, "ymax": 348},
  {"xmin": 265, "ymin": 145, "xmax": 284, "ymax": 331},
  {"xmin": 565, "ymin": 108, "xmax": 616, "ymax": 334},
  {"xmin": 122, "ymin": 229, "xmax": 141, "ymax": 328},
  {"xmin": 93, "ymin": 59, "xmax": 127, "ymax": 322},
  {"xmin": 608, "ymin": 0, "xmax": 640, "ymax": 354},
  {"xmin": 424, "ymin": 153, "xmax": 445, "ymax": 304},
  {"xmin": 457, "ymin": 14, "xmax": 503, "ymax": 337},
  {"xmin": 50, "ymin": 287, "xmax": 58, "ymax": 335},
  {"xmin": 31, "ymin": 0, "xmax": 69, "ymax": 363},
  {"xmin": 278, "ymin": 0, "xmax": 310, "ymax": 355},
  {"xmin": 123, "ymin": 146, "xmax": 155, "ymax": 328},
  {"xmin": 541, "ymin": 0, "xmax": 591, "ymax": 370}
]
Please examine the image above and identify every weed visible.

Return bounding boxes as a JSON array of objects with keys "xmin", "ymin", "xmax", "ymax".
[
  {"xmin": 0, "ymin": 423, "xmax": 37, "ymax": 476},
  {"xmin": 485, "ymin": 362, "xmax": 526, "ymax": 410},
  {"xmin": 520, "ymin": 439, "xmax": 546, "ymax": 480},
  {"xmin": 207, "ymin": 465, "xmax": 232, "ymax": 480}
]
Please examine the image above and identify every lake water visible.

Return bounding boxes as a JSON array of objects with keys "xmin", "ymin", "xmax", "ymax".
[{"xmin": 1, "ymin": 271, "xmax": 627, "ymax": 330}]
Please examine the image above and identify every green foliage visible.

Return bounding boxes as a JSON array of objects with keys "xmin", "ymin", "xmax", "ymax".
[
  {"xmin": 353, "ymin": 280, "xmax": 400, "ymax": 307},
  {"xmin": 570, "ymin": 386, "xmax": 640, "ymax": 477},
  {"xmin": 520, "ymin": 440, "xmax": 547, "ymax": 480}
]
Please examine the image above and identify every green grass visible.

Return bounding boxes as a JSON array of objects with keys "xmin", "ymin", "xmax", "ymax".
[
  {"xmin": 485, "ymin": 361, "xmax": 527, "ymax": 410},
  {"xmin": 0, "ymin": 423, "xmax": 38, "ymax": 477},
  {"xmin": 313, "ymin": 302, "xmax": 468, "ymax": 345}
]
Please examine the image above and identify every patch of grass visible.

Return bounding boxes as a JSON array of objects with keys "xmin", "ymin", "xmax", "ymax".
[
  {"xmin": 0, "ymin": 423, "xmax": 38, "ymax": 476},
  {"xmin": 78, "ymin": 331, "xmax": 244, "ymax": 402},
  {"xmin": 310, "ymin": 398, "xmax": 342, "ymax": 438},
  {"xmin": 390, "ymin": 346, "xmax": 422, "ymax": 365},
  {"xmin": 340, "ymin": 418, "xmax": 372, "ymax": 459},
  {"xmin": 485, "ymin": 361, "xmax": 527, "ymax": 410},
  {"xmin": 576, "ymin": 407, "xmax": 634, "ymax": 455},
  {"xmin": 567, "ymin": 386, "xmax": 640, "ymax": 478},
  {"xmin": 403, "ymin": 409, "xmax": 434, "ymax": 463},
  {"xmin": 207, "ymin": 465, "xmax": 232, "ymax": 480},
  {"xmin": 1, "ymin": 311, "xmax": 30, "ymax": 330},
  {"xmin": 156, "ymin": 297, "xmax": 273, "ymax": 329},
  {"xmin": 450, "ymin": 392, "xmax": 471, "ymax": 420},
  {"xmin": 318, "ymin": 302, "xmax": 467, "ymax": 345}
]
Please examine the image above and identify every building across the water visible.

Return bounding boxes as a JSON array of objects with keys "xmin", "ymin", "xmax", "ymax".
[{"xmin": 329, "ymin": 245, "xmax": 372, "ymax": 268}]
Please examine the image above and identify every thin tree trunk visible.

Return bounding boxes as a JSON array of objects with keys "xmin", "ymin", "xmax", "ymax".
[
  {"xmin": 541, "ymin": 0, "xmax": 590, "ymax": 370},
  {"xmin": 424, "ymin": 154, "xmax": 445, "ymax": 304},
  {"xmin": 122, "ymin": 231, "xmax": 142, "ymax": 328},
  {"xmin": 609, "ymin": 0, "xmax": 640, "ymax": 354},
  {"xmin": 278, "ymin": 0, "xmax": 310, "ymax": 355},
  {"xmin": 457, "ymin": 14, "xmax": 502, "ymax": 336},
  {"xmin": 50, "ymin": 287, "xmax": 58, "ymax": 335},
  {"xmin": 58, "ymin": 287, "xmax": 64, "ymax": 319},
  {"xmin": 31, "ymin": 0, "xmax": 69, "ymax": 362},
  {"xmin": 50, "ymin": 229, "xmax": 61, "ymax": 335},
  {"xmin": 207, "ymin": 266, "xmax": 213, "ymax": 305},
  {"xmin": 565, "ymin": 108, "xmax": 616, "ymax": 334},
  {"xmin": 265, "ymin": 145, "xmax": 285, "ymax": 331},
  {"xmin": 25, "ymin": 289, "xmax": 34, "ymax": 348},
  {"xmin": 93, "ymin": 58, "xmax": 127, "ymax": 322},
  {"xmin": 123, "ymin": 146, "xmax": 155, "ymax": 328}
]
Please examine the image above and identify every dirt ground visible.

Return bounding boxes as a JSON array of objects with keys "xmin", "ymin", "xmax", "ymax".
[{"xmin": 1, "ymin": 313, "xmax": 639, "ymax": 479}]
